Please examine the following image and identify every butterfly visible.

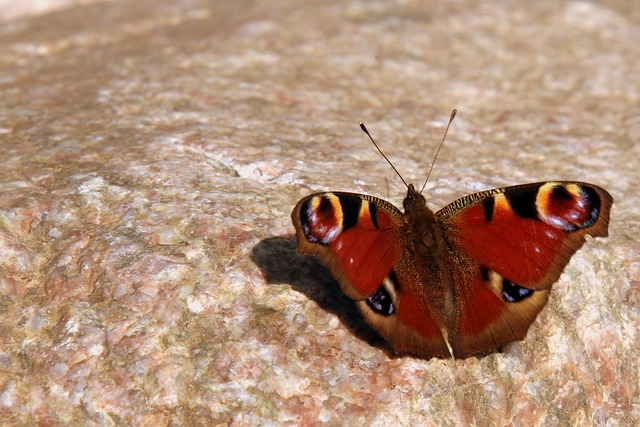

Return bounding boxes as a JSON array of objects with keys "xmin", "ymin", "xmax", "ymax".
[{"xmin": 290, "ymin": 111, "xmax": 613, "ymax": 358}]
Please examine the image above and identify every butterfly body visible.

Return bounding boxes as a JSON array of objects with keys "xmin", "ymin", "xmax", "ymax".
[{"xmin": 292, "ymin": 181, "xmax": 612, "ymax": 358}]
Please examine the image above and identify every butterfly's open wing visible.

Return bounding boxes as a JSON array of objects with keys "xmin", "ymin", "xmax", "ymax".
[
  {"xmin": 292, "ymin": 192, "xmax": 451, "ymax": 357},
  {"xmin": 436, "ymin": 182, "xmax": 613, "ymax": 357}
]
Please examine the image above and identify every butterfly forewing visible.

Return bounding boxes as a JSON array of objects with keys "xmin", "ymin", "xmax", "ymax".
[
  {"xmin": 436, "ymin": 182, "xmax": 612, "ymax": 290},
  {"xmin": 292, "ymin": 192, "xmax": 403, "ymax": 300}
]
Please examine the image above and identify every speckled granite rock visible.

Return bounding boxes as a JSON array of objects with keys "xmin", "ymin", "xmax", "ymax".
[{"xmin": 0, "ymin": 0, "xmax": 638, "ymax": 425}]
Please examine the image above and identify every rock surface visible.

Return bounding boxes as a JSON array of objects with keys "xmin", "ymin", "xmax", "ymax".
[{"xmin": 0, "ymin": 0, "xmax": 638, "ymax": 424}]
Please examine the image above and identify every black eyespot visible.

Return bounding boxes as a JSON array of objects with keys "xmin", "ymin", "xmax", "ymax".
[
  {"xmin": 550, "ymin": 184, "xmax": 573, "ymax": 202},
  {"xmin": 502, "ymin": 278, "xmax": 533, "ymax": 302},
  {"xmin": 317, "ymin": 196, "xmax": 333, "ymax": 214},
  {"xmin": 366, "ymin": 286, "xmax": 395, "ymax": 315}
]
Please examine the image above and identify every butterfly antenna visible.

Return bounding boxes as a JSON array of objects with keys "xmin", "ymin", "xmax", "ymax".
[
  {"xmin": 419, "ymin": 109, "xmax": 457, "ymax": 194},
  {"xmin": 360, "ymin": 122, "xmax": 409, "ymax": 189}
]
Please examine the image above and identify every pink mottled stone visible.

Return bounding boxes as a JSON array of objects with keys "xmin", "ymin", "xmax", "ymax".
[{"xmin": 0, "ymin": 0, "xmax": 638, "ymax": 425}]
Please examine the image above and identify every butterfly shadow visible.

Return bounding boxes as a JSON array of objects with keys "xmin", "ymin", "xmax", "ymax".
[{"xmin": 250, "ymin": 235, "xmax": 398, "ymax": 358}]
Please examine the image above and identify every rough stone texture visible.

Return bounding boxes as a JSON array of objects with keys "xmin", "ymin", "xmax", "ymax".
[{"xmin": 0, "ymin": 0, "xmax": 638, "ymax": 425}]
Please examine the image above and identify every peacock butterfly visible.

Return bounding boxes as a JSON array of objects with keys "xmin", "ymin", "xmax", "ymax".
[{"xmin": 291, "ymin": 110, "xmax": 613, "ymax": 358}]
